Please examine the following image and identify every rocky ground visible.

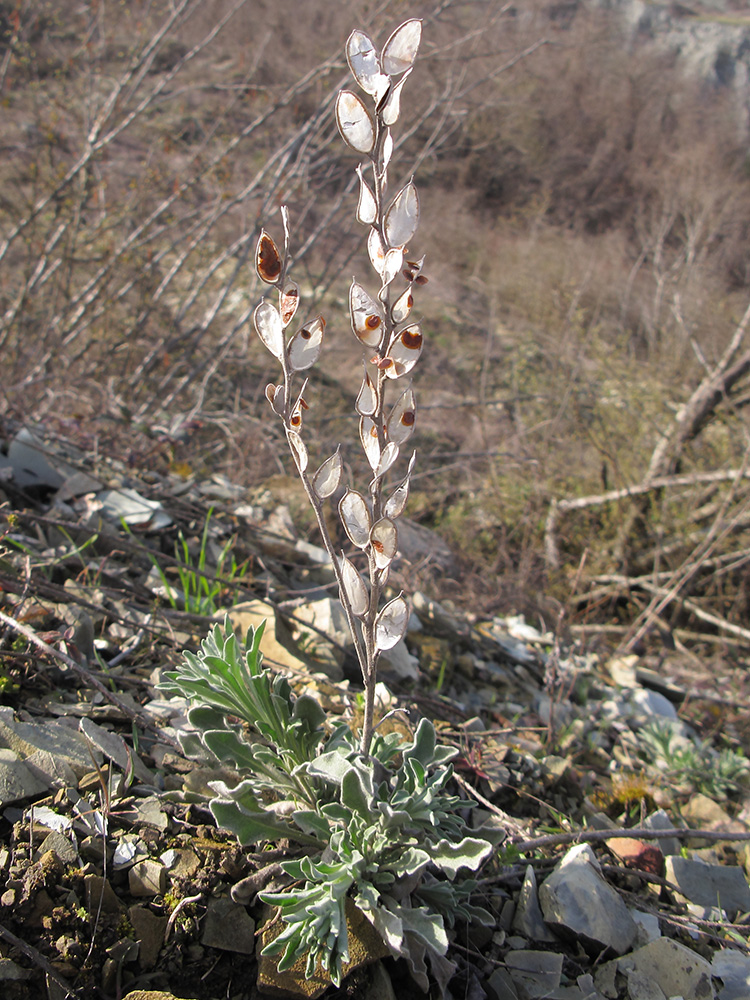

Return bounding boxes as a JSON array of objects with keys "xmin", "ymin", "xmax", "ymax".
[{"xmin": 2, "ymin": 424, "xmax": 750, "ymax": 1000}]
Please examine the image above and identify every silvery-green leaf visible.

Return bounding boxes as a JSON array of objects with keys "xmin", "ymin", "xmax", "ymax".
[
  {"xmin": 355, "ymin": 371, "xmax": 377, "ymax": 416},
  {"xmin": 253, "ymin": 300, "xmax": 284, "ymax": 359},
  {"xmin": 312, "ymin": 448, "xmax": 342, "ymax": 499},
  {"xmin": 392, "ymin": 286, "xmax": 414, "ymax": 323},
  {"xmin": 288, "ymin": 316, "xmax": 324, "ymax": 371},
  {"xmin": 381, "ymin": 247, "xmax": 404, "ymax": 287},
  {"xmin": 280, "ymin": 281, "xmax": 299, "ymax": 327},
  {"xmin": 256, "ymin": 229, "xmax": 282, "ymax": 284},
  {"xmin": 287, "ymin": 430, "xmax": 307, "ymax": 471},
  {"xmin": 359, "ymin": 415, "xmax": 381, "ymax": 469},
  {"xmin": 367, "ymin": 228, "xmax": 386, "ymax": 276},
  {"xmin": 430, "ymin": 837, "xmax": 493, "ymax": 879},
  {"xmin": 384, "ymin": 324, "xmax": 422, "ymax": 378},
  {"xmin": 384, "ymin": 451, "xmax": 416, "ymax": 519},
  {"xmin": 339, "ymin": 489, "xmax": 372, "ymax": 548},
  {"xmin": 385, "ymin": 181, "xmax": 419, "ymax": 248},
  {"xmin": 381, "ymin": 68, "xmax": 411, "ymax": 126},
  {"xmin": 336, "ymin": 91, "xmax": 375, "ymax": 155},
  {"xmin": 375, "ymin": 593, "xmax": 408, "ymax": 650},
  {"xmin": 373, "ymin": 440, "xmax": 399, "ymax": 480},
  {"xmin": 355, "ymin": 165, "xmax": 377, "ymax": 225},
  {"xmin": 340, "ymin": 552, "xmax": 369, "ymax": 617},
  {"xmin": 346, "ymin": 29, "xmax": 390, "ymax": 99},
  {"xmin": 350, "ymin": 280, "xmax": 383, "ymax": 347},
  {"xmin": 370, "ymin": 517, "xmax": 398, "ymax": 570},
  {"xmin": 381, "ymin": 19, "xmax": 422, "ymax": 76},
  {"xmin": 387, "ymin": 385, "xmax": 416, "ymax": 444}
]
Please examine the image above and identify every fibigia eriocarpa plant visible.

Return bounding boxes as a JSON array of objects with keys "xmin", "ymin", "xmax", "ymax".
[
  {"xmin": 255, "ymin": 20, "xmax": 428, "ymax": 759},
  {"xmin": 162, "ymin": 20, "xmax": 495, "ymax": 993}
]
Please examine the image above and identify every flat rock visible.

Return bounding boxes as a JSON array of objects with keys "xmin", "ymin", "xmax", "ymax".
[
  {"xmin": 201, "ymin": 897, "xmax": 255, "ymax": 954},
  {"xmin": 623, "ymin": 938, "xmax": 714, "ymax": 1000},
  {"xmin": 505, "ymin": 949, "xmax": 563, "ymax": 997},
  {"xmin": 0, "ymin": 748, "xmax": 50, "ymax": 805},
  {"xmin": 664, "ymin": 855, "xmax": 750, "ymax": 914},
  {"xmin": 38, "ymin": 830, "xmax": 79, "ymax": 865},
  {"xmin": 712, "ymin": 950, "xmax": 750, "ymax": 1000},
  {"xmin": 129, "ymin": 860, "xmax": 166, "ymax": 897},
  {"xmin": 682, "ymin": 793, "xmax": 748, "ymax": 836},
  {"xmin": 225, "ymin": 601, "xmax": 310, "ymax": 676},
  {"xmin": 642, "ymin": 808, "xmax": 684, "ymax": 856},
  {"xmin": 511, "ymin": 864, "xmax": 558, "ymax": 942},
  {"xmin": 128, "ymin": 904, "xmax": 167, "ymax": 970},
  {"xmin": 0, "ymin": 707, "xmax": 99, "ymax": 778},
  {"xmin": 539, "ymin": 843, "xmax": 636, "ymax": 955}
]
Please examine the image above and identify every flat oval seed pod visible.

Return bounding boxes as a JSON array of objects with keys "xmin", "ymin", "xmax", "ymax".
[
  {"xmin": 313, "ymin": 448, "xmax": 342, "ymax": 500},
  {"xmin": 381, "ymin": 69, "xmax": 411, "ymax": 126},
  {"xmin": 370, "ymin": 517, "xmax": 398, "ymax": 570},
  {"xmin": 375, "ymin": 594, "xmax": 409, "ymax": 651},
  {"xmin": 340, "ymin": 552, "xmax": 369, "ymax": 617},
  {"xmin": 384, "ymin": 450, "xmax": 416, "ymax": 519},
  {"xmin": 288, "ymin": 316, "xmax": 324, "ymax": 371},
  {"xmin": 280, "ymin": 281, "xmax": 300, "ymax": 327},
  {"xmin": 392, "ymin": 287, "xmax": 413, "ymax": 323},
  {"xmin": 355, "ymin": 371, "xmax": 378, "ymax": 416},
  {"xmin": 381, "ymin": 19, "xmax": 422, "ymax": 76},
  {"xmin": 253, "ymin": 300, "xmax": 284, "ymax": 359},
  {"xmin": 387, "ymin": 385, "xmax": 416, "ymax": 444},
  {"xmin": 355, "ymin": 165, "xmax": 377, "ymax": 225},
  {"xmin": 336, "ymin": 91, "xmax": 375, "ymax": 155},
  {"xmin": 346, "ymin": 29, "xmax": 390, "ymax": 99},
  {"xmin": 256, "ymin": 230, "xmax": 282, "ymax": 284},
  {"xmin": 382, "ymin": 247, "xmax": 404, "ymax": 287},
  {"xmin": 287, "ymin": 430, "xmax": 308, "ymax": 472},
  {"xmin": 385, "ymin": 181, "xmax": 419, "ymax": 248},
  {"xmin": 382, "ymin": 130, "xmax": 393, "ymax": 171},
  {"xmin": 367, "ymin": 228, "xmax": 386, "ymax": 276},
  {"xmin": 339, "ymin": 489, "xmax": 372, "ymax": 548},
  {"xmin": 271, "ymin": 384, "xmax": 285, "ymax": 417},
  {"xmin": 373, "ymin": 440, "xmax": 399, "ymax": 480},
  {"xmin": 384, "ymin": 324, "xmax": 423, "ymax": 378},
  {"xmin": 359, "ymin": 415, "xmax": 381, "ymax": 470},
  {"xmin": 350, "ymin": 280, "xmax": 384, "ymax": 347}
]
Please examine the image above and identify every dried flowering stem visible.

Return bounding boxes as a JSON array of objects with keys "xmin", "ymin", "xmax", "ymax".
[{"xmin": 253, "ymin": 20, "xmax": 426, "ymax": 756}]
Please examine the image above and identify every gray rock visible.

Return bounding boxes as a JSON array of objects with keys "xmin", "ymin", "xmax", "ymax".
[
  {"xmin": 128, "ymin": 859, "xmax": 166, "ymax": 897},
  {"xmin": 629, "ymin": 688, "xmax": 678, "ymax": 720},
  {"xmin": 623, "ymin": 937, "xmax": 714, "ymax": 1000},
  {"xmin": 539, "ymin": 843, "xmax": 636, "ymax": 954},
  {"xmin": 39, "ymin": 831, "xmax": 79, "ymax": 865},
  {"xmin": 128, "ymin": 904, "xmax": 167, "ymax": 970},
  {"xmin": 0, "ymin": 707, "xmax": 100, "ymax": 779},
  {"xmin": 664, "ymin": 855, "xmax": 750, "ymax": 915},
  {"xmin": 0, "ymin": 748, "xmax": 50, "ymax": 805},
  {"xmin": 506, "ymin": 949, "xmax": 563, "ymax": 998},
  {"xmin": 625, "ymin": 969, "xmax": 666, "ymax": 1000},
  {"xmin": 512, "ymin": 865, "xmax": 558, "ymax": 943},
  {"xmin": 642, "ymin": 808, "xmax": 684, "ymax": 857},
  {"xmin": 630, "ymin": 909, "xmax": 661, "ymax": 946},
  {"xmin": 712, "ymin": 950, "xmax": 750, "ymax": 1000},
  {"xmin": 201, "ymin": 897, "xmax": 255, "ymax": 954}
]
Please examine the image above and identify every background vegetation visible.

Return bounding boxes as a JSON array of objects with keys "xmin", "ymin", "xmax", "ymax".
[{"xmin": 4, "ymin": 0, "xmax": 750, "ymax": 653}]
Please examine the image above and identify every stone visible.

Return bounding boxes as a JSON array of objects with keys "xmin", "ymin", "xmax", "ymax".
[
  {"xmin": 0, "ymin": 958, "xmax": 31, "ymax": 980},
  {"xmin": 629, "ymin": 688, "xmax": 678, "ymax": 720},
  {"xmin": 200, "ymin": 897, "xmax": 255, "ymax": 954},
  {"xmin": 664, "ymin": 855, "xmax": 750, "ymax": 915},
  {"xmin": 538, "ymin": 843, "xmax": 636, "ymax": 954},
  {"xmin": 128, "ymin": 860, "xmax": 166, "ymax": 897},
  {"xmin": 606, "ymin": 837, "xmax": 663, "ymax": 875},
  {"xmin": 682, "ymin": 793, "xmax": 748, "ymax": 837},
  {"xmin": 486, "ymin": 967, "xmax": 524, "ymax": 1000},
  {"xmin": 257, "ymin": 897, "xmax": 388, "ymax": 998},
  {"xmin": 79, "ymin": 717, "xmax": 152, "ymax": 782},
  {"xmin": 630, "ymin": 910, "xmax": 661, "ymax": 946},
  {"xmin": 512, "ymin": 865, "xmax": 558, "ymax": 943},
  {"xmin": 0, "ymin": 707, "xmax": 99, "ymax": 778},
  {"xmin": 85, "ymin": 874, "xmax": 125, "ymax": 914},
  {"xmin": 226, "ymin": 600, "xmax": 310, "ymax": 676},
  {"xmin": 624, "ymin": 969, "xmax": 666, "ymax": 1000},
  {"xmin": 38, "ymin": 830, "xmax": 79, "ymax": 865},
  {"xmin": 128, "ymin": 905, "xmax": 167, "ymax": 970},
  {"xmin": 712, "ymin": 950, "xmax": 750, "ymax": 1000},
  {"xmin": 505, "ymin": 949, "xmax": 563, "ymax": 997},
  {"xmin": 123, "ymin": 992, "xmax": 190, "ymax": 1000},
  {"xmin": 642, "ymin": 808, "xmax": 684, "ymax": 857},
  {"xmin": 624, "ymin": 938, "xmax": 714, "ymax": 1000},
  {"xmin": 0, "ymin": 748, "xmax": 50, "ymax": 806}
]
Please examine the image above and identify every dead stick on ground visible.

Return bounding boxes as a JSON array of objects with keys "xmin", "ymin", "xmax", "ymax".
[
  {"xmin": 514, "ymin": 826, "xmax": 750, "ymax": 853},
  {"xmin": 0, "ymin": 921, "xmax": 77, "ymax": 997},
  {"xmin": 0, "ymin": 608, "xmax": 181, "ymax": 751}
]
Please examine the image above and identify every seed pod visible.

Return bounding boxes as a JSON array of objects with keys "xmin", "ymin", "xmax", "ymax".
[
  {"xmin": 387, "ymin": 386, "xmax": 416, "ymax": 445},
  {"xmin": 375, "ymin": 594, "xmax": 409, "ymax": 651},
  {"xmin": 288, "ymin": 316, "xmax": 324, "ymax": 371},
  {"xmin": 359, "ymin": 415, "xmax": 381, "ymax": 470},
  {"xmin": 339, "ymin": 489, "xmax": 372, "ymax": 548},
  {"xmin": 254, "ymin": 300, "xmax": 284, "ymax": 360},
  {"xmin": 370, "ymin": 517, "xmax": 398, "ymax": 570},
  {"xmin": 381, "ymin": 247, "xmax": 404, "ymax": 287},
  {"xmin": 384, "ymin": 324, "xmax": 423, "ymax": 378},
  {"xmin": 355, "ymin": 371, "xmax": 377, "ymax": 416},
  {"xmin": 384, "ymin": 451, "xmax": 416, "ymax": 519},
  {"xmin": 355, "ymin": 165, "xmax": 377, "ymax": 225},
  {"xmin": 381, "ymin": 69, "xmax": 411, "ymax": 126},
  {"xmin": 336, "ymin": 91, "xmax": 375, "ymax": 155},
  {"xmin": 287, "ymin": 430, "xmax": 308, "ymax": 472},
  {"xmin": 279, "ymin": 281, "xmax": 300, "ymax": 327},
  {"xmin": 256, "ymin": 230, "xmax": 282, "ymax": 284},
  {"xmin": 346, "ymin": 29, "xmax": 390, "ymax": 101},
  {"xmin": 381, "ymin": 19, "xmax": 422, "ymax": 77},
  {"xmin": 340, "ymin": 552, "xmax": 369, "ymax": 617},
  {"xmin": 392, "ymin": 287, "xmax": 414, "ymax": 323},
  {"xmin": 385, "ymin": 181, "xmax": 419, "ymax": 248},
  {"xmin": 313, "ymin": 448, "xmax": 343, "ymax": 500},
  {"xmin": 350, "ymin": 280, "xmax": 384, "ymax": 347},
  {"xmin": 367, "ymin": 228, "xmax": 387, "ymax": 276},
  {"xmin": 373, "ymin": 441, "xmax": 399, "ymax": 481}
]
